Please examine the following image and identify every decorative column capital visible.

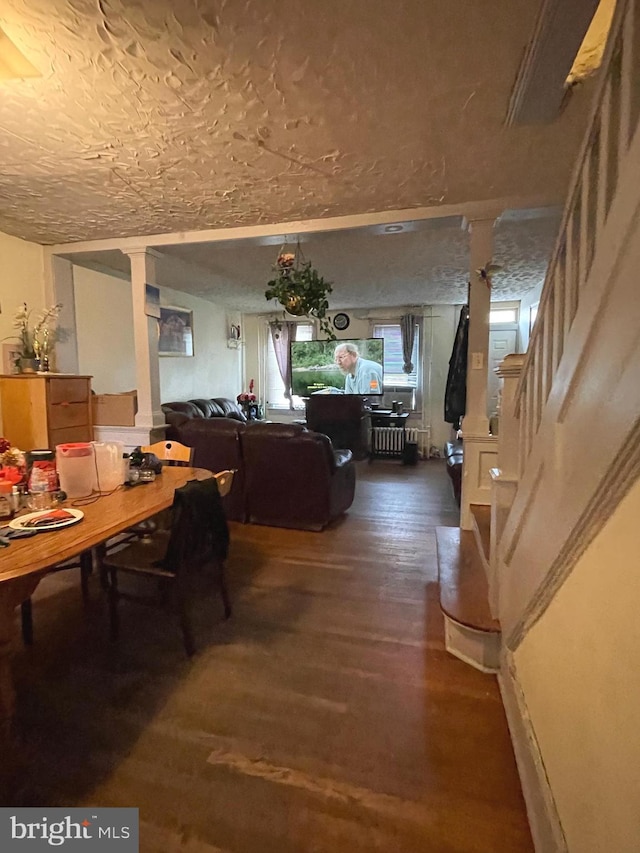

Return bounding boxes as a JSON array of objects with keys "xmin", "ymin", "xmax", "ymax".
[
  {"xmin": 461, "ymin": 214, "xmax": 502, "ymax": 234},
  {"xmin": 120, "ymin": 246, "xmax": 163, "ymax": 260}
]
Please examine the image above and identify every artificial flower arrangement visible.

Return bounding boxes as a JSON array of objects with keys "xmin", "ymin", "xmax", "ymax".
[
  {"xmin": 4, "ymin": 301, "xmax": 63, "ymax": 369},
  {"xmin": 237, "ymin": 379, "xmax": 257, "ymax": 404},
  {"xmin": 0, "ymin": 437, "xmax": 26, "ymax": 484}
]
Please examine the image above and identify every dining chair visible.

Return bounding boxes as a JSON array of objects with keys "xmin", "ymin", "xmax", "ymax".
[
  {"xmin": 101, "ymin": 477, "xmax": 231, "ymax": 657},
  {"xmin": 21, "ymin": 442, "xmax": 196, "ymax": 647},
  {"xmin": 141, "ymin": 440, "xmax": 194, "ymax": 466},
  {"xmin": 123, "ymin": 440, "xmax": 195, "ymax": 540},
  {"xmin": 212, "ymin": 469, "xmax": 236, "ymax": 498}
]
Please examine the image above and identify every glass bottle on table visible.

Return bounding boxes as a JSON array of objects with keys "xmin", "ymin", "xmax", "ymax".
[{"xmin": 0, "ymin": 482, "xmax": 14, "ymax": 520}]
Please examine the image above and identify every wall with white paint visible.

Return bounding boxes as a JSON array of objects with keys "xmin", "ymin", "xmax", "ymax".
[
  {"xmin": 0, "ymin": 231, "xmax": 46, "ymax": 434},
  {"xmin": 515, "ymin": 478, "xmax": 640, "ymax": 853},
  {"xmin": 159, "ymin": 287, "xmax": 241, "ymax": 403},
  {"xmin": 74, "ymin": 266, "xmax": 136, "ymax": 393},
  {"xmin": 0, "ymin": 231, "xmax": 45, "ymax": 357},
  {"xmin": 73, "ymin": 266, "xmax": 241, "ymax": 403}
]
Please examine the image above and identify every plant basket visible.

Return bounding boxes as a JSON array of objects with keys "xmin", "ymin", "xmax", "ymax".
[{"xmin": 265, "ymin": 247, "xmax": 335, "ymax": 340}]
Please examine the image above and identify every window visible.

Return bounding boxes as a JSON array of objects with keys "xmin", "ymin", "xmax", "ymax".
[
  {"xmin": 372, "ymin": 323, "xmax": 421, "ymax": 410},
  {"xmin": 489, "ymin": 307, "xmax": 518, "ymax": 324},
  {"xmin": 266, "ymin": 322, "xmax": 313, "ymax": 409}
]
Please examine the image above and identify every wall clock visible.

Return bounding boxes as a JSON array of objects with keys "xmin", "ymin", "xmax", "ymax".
[{"xmin": 333, "ymin": 312, "xmax": 350, "ymax": 331}]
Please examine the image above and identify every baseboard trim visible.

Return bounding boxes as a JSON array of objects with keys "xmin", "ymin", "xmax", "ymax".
[{"xmin": 499, "ymin": 653, "xmax": 567, "ymax": 853}]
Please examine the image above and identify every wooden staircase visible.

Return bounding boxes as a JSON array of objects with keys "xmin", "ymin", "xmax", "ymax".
[{"xmin": 436, "ymin": 504, "xmax": 500, "ymax": 673}]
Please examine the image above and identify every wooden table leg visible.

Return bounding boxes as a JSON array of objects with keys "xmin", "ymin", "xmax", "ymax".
[
  {"xmin": 0, "ymin": 576, "xmax": 40, "ymax": 737},
  {"xmin": 0, "ymin": 576, "xmax": 40, "ymax": 802}
]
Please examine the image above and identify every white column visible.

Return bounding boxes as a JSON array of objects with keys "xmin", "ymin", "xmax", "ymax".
[
  {"xmin": 489, "ymin": 353, "xmax": 525, "ymax": 615},
  {"xmin": 459, "ymin": 216, "xmax": 500, "ymax": 529},
  {"xmin": 122, "ymin": 248, "xmax": 166, "ymax": 441},
  {"xmin": 462, "ymin": 217, "xmax": 496, "ymax": 435}
]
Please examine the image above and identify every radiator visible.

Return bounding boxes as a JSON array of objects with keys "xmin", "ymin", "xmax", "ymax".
[
  {"xmin": 370, "ymin": 426, "xmax": 431, "ymax": 458},
  {"xmin": 406, "ymin": 426, "xmax": 431, "ymax": 459},
  {"xmin": 372, "ymin": 426, "xmax": 405, "ymax": 454}
]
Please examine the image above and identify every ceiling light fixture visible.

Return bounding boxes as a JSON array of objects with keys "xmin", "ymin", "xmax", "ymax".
[{"xmin": 384, "ymin": 225, "xmax": 404, "ymax": 233}]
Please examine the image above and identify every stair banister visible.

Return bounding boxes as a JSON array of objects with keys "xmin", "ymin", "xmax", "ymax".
[{"xmin": 489, "ymin": 354, "xmax": 525, "ymax": 616}]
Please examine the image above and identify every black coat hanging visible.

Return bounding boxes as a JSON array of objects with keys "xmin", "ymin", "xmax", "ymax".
[{"xmin": 444, "ymin": 305, "xmax": 469, "ymax": 430}]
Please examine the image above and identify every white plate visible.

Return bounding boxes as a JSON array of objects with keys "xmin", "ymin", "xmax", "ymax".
[{"xmin": 9, "ymin": 508, "xmax": 85, "ymax": 532}]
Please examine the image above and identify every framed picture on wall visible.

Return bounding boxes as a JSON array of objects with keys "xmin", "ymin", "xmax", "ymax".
[
  {"xmin": 158, "ymin": 307, "xmax": 194, "ymax": 357},
  {"xmin": 2, "ymin": 343, "xmax": 21, "ymax": 374},
  {"xmin": 145, "ymin": 284, "xmax": 161, "ymax": 318}
]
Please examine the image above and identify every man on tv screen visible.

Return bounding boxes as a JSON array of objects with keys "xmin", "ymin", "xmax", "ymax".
[{"xmin": 334, "ymin": 342, "xmax": 383, "ymax": 395}]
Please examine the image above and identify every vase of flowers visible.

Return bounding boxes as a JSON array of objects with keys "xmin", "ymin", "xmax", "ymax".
[
  {"xmin": 237, "ymin": 379, "xmax": 260, "ymax": 419},
  {"xmin": 0, "ymin": 436, "xmax": 26, "ymax": 487},
  {"xmin": 5, "ymin": 302, "xmax": 62, "ymax": 373}
]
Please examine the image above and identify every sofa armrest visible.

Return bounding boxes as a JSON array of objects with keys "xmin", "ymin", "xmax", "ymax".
[
  {"xmin": 444, "ymin": 441, "xmax": 463, "ymax": 507},
  {"xmin": 333, "ymin": 449, "xmax": 353, "ymax": 468},
  {"xmin": 329, "ymin": 452, "xmax": 356, "ymax": 520}
]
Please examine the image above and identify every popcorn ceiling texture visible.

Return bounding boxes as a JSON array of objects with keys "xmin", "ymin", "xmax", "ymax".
[
  {"xmin": 150, "ymin": 213, "xmax": 561, "ymax": 310},
  {"xmin": 0, "ymin": 0, "xmax": 593, "ymax": 248}
]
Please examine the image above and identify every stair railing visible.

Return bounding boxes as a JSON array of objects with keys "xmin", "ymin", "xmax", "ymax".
[
  {"xmin": 515, "ymin": 0, "xmax": 639, "ymax": 480},
  {"xmin": 491, "ymin": 0, "xmax": 640, "ymax": 637}
]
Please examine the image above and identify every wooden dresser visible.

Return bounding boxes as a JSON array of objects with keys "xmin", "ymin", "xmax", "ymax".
[{"xmin": 0, "ymin": 374, "xmax": 93, "ymax": 449}]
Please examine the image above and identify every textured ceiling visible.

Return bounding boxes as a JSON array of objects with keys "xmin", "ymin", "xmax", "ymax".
[
  {"xmin": 0, "ymin": 0, "xmax": 594, "ymax": 309},
  {"xmin": 66, "ymin": 208, "xmax": 562, "ymax": 310}
]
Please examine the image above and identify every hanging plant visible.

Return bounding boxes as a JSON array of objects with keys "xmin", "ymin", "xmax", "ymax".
[
  {"xmin": 475, "ymin": 261, "xmax": 503, "ymax": 290},
  {"xmin": 265, "ymin": 243, "xmax": 335, "ymax": 340}
]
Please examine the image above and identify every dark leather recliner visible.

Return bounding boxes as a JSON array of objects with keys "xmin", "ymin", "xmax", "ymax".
[
  {"xmin": 305, "ymin": 395, "xmax": 369, "ymax": 460},
  {"xmin": 173, "ymin": 418, "xmax": 247, "ymax": 522},
  {"xmin": 241, "ymin": 422, "xmax": 356, "ymax": 530}
]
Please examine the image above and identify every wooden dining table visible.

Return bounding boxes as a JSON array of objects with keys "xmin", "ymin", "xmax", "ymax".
[{"xmin": 0, "ymin": 466, "xmax": 212, "ymax": 736}]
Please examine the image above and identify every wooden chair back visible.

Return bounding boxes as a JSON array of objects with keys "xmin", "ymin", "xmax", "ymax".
[
  {"xmin": 214, "ymin": 469, "xmax": 236, "ymax": 498},
  {"xmin": 142, "ymin": 440, "xmax": 193, "ymax": 466},
  {"xmin": 103, "ymin": 477, "xmax": 231, "ymax": 656}
]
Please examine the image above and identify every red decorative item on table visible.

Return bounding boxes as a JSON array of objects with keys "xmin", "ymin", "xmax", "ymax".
[
  {"xmin": 236, "ymin": 380, "xmax": 259, "ymax": 420},
  {"xmin": 0, "ymin": 436, "xmax": 26, "ymax": 485}
]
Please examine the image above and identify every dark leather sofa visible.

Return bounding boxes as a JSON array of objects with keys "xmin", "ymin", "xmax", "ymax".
[
  {"xmin": 242, "ymin": 422, "xmax": 355, "ymax": 530},
  {"xmin": 174, "ymin": 417, "xmax": 247, "ymax": 521},
  {"xmin": 444, "ymin": 439, "xmax": 463, "ymax": 506},
  {"xmin": 162, "ymin": 398, "xmax": 249, "ymax": 522},
  {"xmin": 162, "ymin": 399, "xmax": 356, "ymax": 530},
  {"xmin": 162, "ymin": 397, "xmax": 247, "ymax": 430}
]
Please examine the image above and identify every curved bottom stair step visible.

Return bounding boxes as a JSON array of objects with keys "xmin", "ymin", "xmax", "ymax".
[{"xmin": 436, "ymin": 526, "xmax": 501, "ymax": 673}]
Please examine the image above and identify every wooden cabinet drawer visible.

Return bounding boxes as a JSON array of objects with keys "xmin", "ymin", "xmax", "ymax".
[
  {"xmin": 48, "ymin": 378, "xmax": 89, "ymax": 405},
  {"xmin": 0, "ymin": 375, "xmax": 93, "ymax": 450},
  {"xmin": 49, "ymin": 425, "xmax": 93, "ymax": 446},
  {"xmin": 48, "ymin": 401, "xmax": 89, "ymax": 430}
]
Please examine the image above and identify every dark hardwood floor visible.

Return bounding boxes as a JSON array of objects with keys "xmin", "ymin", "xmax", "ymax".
[{"xmin": 8, "ymin": 459, "xmax": 533, "ymax": 852}]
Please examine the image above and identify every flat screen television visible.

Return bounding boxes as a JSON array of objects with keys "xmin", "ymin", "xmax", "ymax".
[{"xmin": 290, "ymin": 338, "xmax": 384, "ymax": 397}]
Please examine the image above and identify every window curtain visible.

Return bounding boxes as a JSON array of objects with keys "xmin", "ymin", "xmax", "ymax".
[
  {"xmin": 269, "ymin": 321, "xmax": 296, "ymax": 409},
  {"xmin": 400, "ymin": 313, "xmax": 417, "ymax": 373}
]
